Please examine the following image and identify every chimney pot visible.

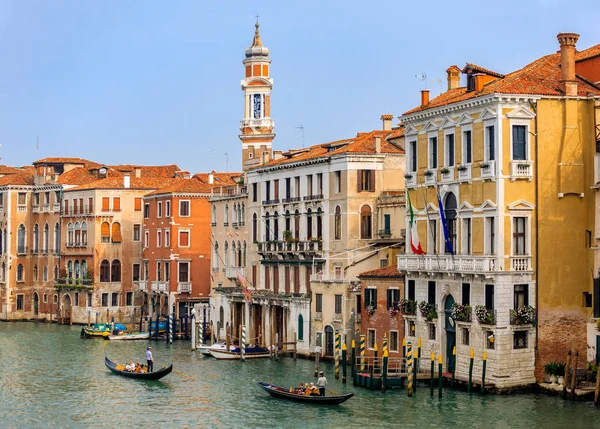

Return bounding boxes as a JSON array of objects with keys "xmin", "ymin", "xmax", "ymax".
[
  {"xmin": 557, "ymin": 32, "xmax": 580, "ymax": 96},
  {"xmin": 421, "ymin": 90, "xmax": 430, "ymax": 107},
  {"xmin": 374, "ymin": 136, "xmax": 382, "ymax": 154},
  {"xmin": 208, "ymin": 172, "xmax": 214, "ymax": 185},
  {"xmin": 474, "ymin": 74, "xmax": 485, "ymax": 92},
  {"xmin": 446, "ymin": 65, "xmax": 461, "ymax": 91},
  {"xmin": 380, "ymin": 114, "xmax": 393, "ymax": 131},
  {"xmin": 123, "ymin": 174, "xmax": 130, "ymax": 189}
]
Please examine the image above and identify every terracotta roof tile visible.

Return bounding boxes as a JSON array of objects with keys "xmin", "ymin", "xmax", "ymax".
[
  {"xmin": 404, "ymin": 50, "xmax": 600, "ymax": 115},
  {"xmin": 56, "ymin": 167, "xmax": 98, "ymax": 186},
  {"xmin": 110, "ymin": 164, "xmax": 181, "ymax": 178},
  {"xmin": 462, "ymin": 63, "xmax": 505, "ymax": 78},
  {"xmin": 446, "ymin": 65, "xmax": 461, "ymax": 73},
  {"xmin": 33, "ymin": 157, "xmax": 101, "ymax": 169},
  {"xmin": 575, "ymin": 44, "xmax": 600, "ymax": 62},
  {"xmin": 0, "ymin": 172, "xmax": 34, "ymax": 186},
  {"xmin": 358, "ymin": 265, "xmax": 402, "ymax": 278},
  {"xmin": 0, "ymin": 165, "xmax": 25, "ymax": 175},
  {"xmin": 69, "ymin": 177, "xmax": 180, "ymax": 191}
]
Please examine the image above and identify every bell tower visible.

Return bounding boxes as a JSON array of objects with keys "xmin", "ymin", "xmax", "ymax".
[{"xmin": 240, "ymin": 21, "xmax": 275, "ymax": 171}]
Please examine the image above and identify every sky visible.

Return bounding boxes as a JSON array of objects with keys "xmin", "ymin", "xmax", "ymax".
[{"xmin": 0, "ymin": 0, "xmax": 599, "ymax": 174}]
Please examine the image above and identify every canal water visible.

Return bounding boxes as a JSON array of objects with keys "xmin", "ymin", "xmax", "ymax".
[{"xmin": 0, "ymin": 323, "xmax": 596, "ymax": 429}]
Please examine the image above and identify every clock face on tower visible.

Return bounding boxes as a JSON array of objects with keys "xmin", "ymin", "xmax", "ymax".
[{"xmin": 253, "ymin": 94, "xmax": 262, "ymax": 119}]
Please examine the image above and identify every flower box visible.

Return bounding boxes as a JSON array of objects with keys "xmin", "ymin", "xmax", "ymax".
[
  {"xmin": 510, "ymin": 305, "xmax": 536, "ymax": 325},
  {"xmin": 475, "ymin": 305, "xmax": 496, "ymax": 324},
  {"xmin": 398, "ymin": 299, "xmax": 417, "ymax": 315},
  {"xmin": 424, "ymin": 170, "xmax": 434, "ymax": 177},
  {"xmin": 418, "ymin": 301, "xmax": 437, "ymax": 321},
  {"xmin": 450, "ymin": 303, "xmax": 472, "ymax": 322}
]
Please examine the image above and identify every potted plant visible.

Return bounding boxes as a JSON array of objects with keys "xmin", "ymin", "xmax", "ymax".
[
  {"xmin": 418, "ymin": 301, "xmax": 437, "ymax": 321},
  {"xmin": 283, "ymin": 230, "xmax": 293, "ymax": 242},
  {"xmin": 480, "ymin": 161, "xmax": 490, "ymax": 169},
  {"xmin": 404, "ymin": 173, "xmax": 413, "ymax": 179},
  {"xmin": 424, "ymin": 170, "xmax": 433, "ymax": 177},
  {"xmin": 398, "ymin": 298, "xmax": 417, "ymax": 315},
  {"xmin": 457, "ymin": 164, "xmax": 468, "ymax": 172},
  {"xmin": 474, "ymin": 305, "xmax": 495, "ymax": 324},
  {"xmin": 510, "ymin": 305, "xmax": 536, "ymax": 325},
  {"xmin": 389, "ymin": 307, "xmax": 398, "ymax": 318},
  {"xmin": 450, "ymin": 303, "xmax": 472, "ymax": 322},
  {"xmin": 440, "ymin": 167, "xmax": 450, "ymax": 174},
  {"xmin": 557, "ymin": 362, "xmax": 566, "ymax": 386},
  {"xmin": 544, "ymin": 361, "xmax": 559, "ymax": 384},
  {"xmin": 366, "ymin": 305, "xmax": 376, "ymax": 316}
]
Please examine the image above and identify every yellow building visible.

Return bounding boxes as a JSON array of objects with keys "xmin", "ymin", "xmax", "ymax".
[{"xmin": 398, "ymin": 33, "xmax": 600, "ymax": 387}]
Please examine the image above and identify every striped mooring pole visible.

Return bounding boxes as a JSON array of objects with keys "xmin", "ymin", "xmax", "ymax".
[
  {"xmin": 407, "ymin": 343, "xmax": 413, "ymax": 397},
  {"xmin": 382, "ymin": 333, "xmax": 388, "ymax": 355},
  {"xmin": 468, "ymin": 347, "xmax": 474, "ymax": 393},
  {"xmin": 342, "ymin": 343, "xmax": 347, "ymax": 384},
  {"xmin": 335, "ymin": 331, "xmax": 341, "ymax": 379},
  {"xmin": 438, "ymin": 354, "xmax": 443, "ymax": 398},
  {"xmin": 241, "ymin": 324, "xmax": 246, "ymax": 362},
  {"xmin": 351, "ymin": 339, "xmax": 356, "ymax": 378},
  {"xmin": 430, "ymin": 351, "xmax": 435, "ymax": 396},
  {"xmin": 360, "ymin": 334, "xmax": 366, "ymax": 371},
  {"xmin": 198, "ymin": 316, "xmax": 204, "ymax": 346}
]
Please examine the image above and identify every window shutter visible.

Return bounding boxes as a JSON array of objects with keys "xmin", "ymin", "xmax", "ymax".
[
  {"xmin": 179, "ymin": 231, "xmax": 189, "ymax": 247},
  {"xmin": 101, "ymin": 222, "xmax": 110, "ymax": 238},
  {"xmin": 64, "ymin": 200, "xmax": 69, "ymax": 213},
  {"xmin": 111, "ymin": 223, "xmax": 122, "ymax": 243},
  {"xmin": 594, "ymin": 278, "xmax": 600, "ymax": 318},
  {"xmin": 373, "ymin": 289, "xmax": 377, "ymax": 309},
  {"xmin": 102, "ymin": 197, "xmax": 109, "ymax": 211},
  {"xmin": 113, "ymin": 197, "xmax": 121, "ymax": 211},
  {"xmin": 357, "ymin": 170, "xmax": 363, "ymax": 192},
  {"xmin": 134, "ymin": 198, "xmax": 142, "ymax": 211},
  {"xmin": 369, "ymin": 170, "xmax": 375, "ymax": 191},
  {"xmin": 88, "ymin": 197, "xmax": 93, "ymax": 212}
]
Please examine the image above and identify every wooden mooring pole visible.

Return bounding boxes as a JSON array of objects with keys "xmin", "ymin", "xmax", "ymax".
[
  {"xmin": 351, "ymin": 339, "xmax": 356, "ymax": 378},
  {"xmin": 335, "ymin": 331, "xmax": 340, "ymax": 379},
  {"xmin": 451, "ymin": 346, "xmax": 456, "ymax": 388},
  {"xmin": 481, "ymin": 351, "xmax": 487, "ymax": 394},
  {"xmin": 571, "ymin": 351, "xmax": 579, "ymax": 400},
  {"xmin": 562, "ymin": 350, "xmax": 572, "ymax": 399},
  {"xmin": 468, "ymin": 348, "xmax": 474, "ymax": 393},
  {"xmin": 413, "ymin": 347, "xmax": 418, "ymax": 392},
  {"xmin": 438, "ymin": 354, "xmax": 443, "ymax": 398},
  {"xmin": 342, "ymin": 343, "xmax": 347, "ymax": 384},
  {"xmin": 407, "ymin": 343, "xmax": 413, "ymax": 397},
  {"xmin": 381, "ymin": 350, "xmax": 388, "ymax": 393},
  {"xmin": 594, "ymin": 367, "xmax": 600, "ymax": 406},
  {"xmin": 314, "ymin": 348, "xmax": 320, "ymax": 377},
  {"xmin": 430, "ymin": 352, "xmax": 435, "ymax": 396}
]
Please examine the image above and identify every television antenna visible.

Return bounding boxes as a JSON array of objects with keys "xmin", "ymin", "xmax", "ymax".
[{"xmin": 294, "ymin": 125, "xmax": 305, "ymax": 148}]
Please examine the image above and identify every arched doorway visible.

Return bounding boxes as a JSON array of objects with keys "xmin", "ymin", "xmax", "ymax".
[
  {"xmin": 324, "ymin": 325, "xmax": 334, "ymax": 358},
  {"xmin": 444, "ymin": 193, "xmax": 458, "ymax": 253},
  {"xmin": 444, "ymin": 295, "xmax": 456, "ymax": 372},
  {"xmin": 62, "ymin": 294, "xmax": 72, "ymax": 321},
  {"xmin": 33, "ymin": 292, "xmax": 39, "ymax": 317}
]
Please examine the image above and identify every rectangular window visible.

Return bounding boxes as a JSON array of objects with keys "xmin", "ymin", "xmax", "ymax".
[
  {"xmin": 157, "ymin": 230, "xmax": 162, "ymax": 247},
  {"xmin": 585, "ymin": 291, "xmax": 593, "ymax": 308},
  {"xmin": 133, "ymin": 224, "xmax": 141, "ymax": 241},
  {"xmin": 356, "ymin": 295, "xmax": 362, "ymax": 314},
  {"xmin": 514, "ymin": 331, "xmax": 528, "ymax": 349},
  {"xmin": 486, "ymin": 125, "xmax": 495, "ymax": 161},
  {"xmin": 368, "ymin": 329, "xmax": 376, "ymax": 349},
  {"xmin": 285, "ymin": 178, "xmax": 291, "ymax": 199},
  {"xmin": 113, "ymin": 197, "xmax": 121, "ymax": 211},
  {"xmin": 102, "ymin": 197, "xmax": 110, "ymax": 211},
  {"xmin": 165, "ymin": 201, "xmax": 171, "ymax": 217},
  {"xmin": 157, "ymin": 202, "xmax": 162, "ymax": 218},
  {"xmin": 88, "ymin": 197, "xmax": 93, "ymax": 213},
  {"xmin": 165, "ymin": 261, "xmax": 170, "ymax": 281},
  {"xmin": 252, "ymin": 183, "xmax": 258, "ymax": 202},
  {"xmin": 335, "ymin": 171, "xmax": 341, "ymax": 193},
  {"xmin": 463, "ymin": 130, "xmax": 472, "ymax": 164},
  {"xmin": 486, "ymin": 217, "xmax": 495, "ymax": 254},
  {"xmin": 134, "ymin": 197, "xmax": 142, "ymax": 211},
  {"xmin": 514, "ymin": 284, "xmax": 529, "ymax": 308},
  {"xmin": 446, "ymin": 134, "xmax": 455, "ymax": 167},
  {"xmin": 87, "ymin": 293, "xmax": 92, "ymax": 307},
  {"xmin": 428, "ymin": 219, "xmax": 437, "ymax": 254},
  {"xmin": 357, "ymin": 170, "xmax": 375, "ymax": 192},
  {"xmin": 179, "ymin": 201, "xmax": 190, "ymax": 217},
  {"xmin": 387, "ymin": 289, "xmax": 400, "ymax": 309},
  {"xmin": 101, "ymin": 293, "xmax": 108, "ymax": 307},
  {"xmin": 18, "ymin": 193, "xmax": 26, "ymax": 205},
  {"xmin": 389, "ymin": 331, "xmax": 399, "ymax": 352},
  {"xmin": 179, "ymin": 230, "xmax": 190, "ymax": 247},
  {"xmin": 512, "ymin": 125, "xmax": 527, "ymax": 160},
  {"xmin": 513, "ymin": 217, "xmax": 527, "ymax": 256},
  {"xmin": 111, "ymin": 293, "xmax": 118, "ymax": 307},
  {"xmin": 16, "ymin": 294, "xmax": 23, "ymax": 311},
  {"xmin": 306, "ymin": 176, "xmax": 312, "ymax": 196},
  {"xmin": 273, "ymin": 179, "xmax": 279, "ymax": 200},
  {"xmin": 143, "ymin": 261, "xmax": 149, "ymax": 280},
  {"xmin": 365, "ymin": 288, "xmax": 377, "ymax": 309},
  {"xmin": 335, "ymin": 294, "xmax": 342, "ymax": 314},
  {"xmin": 428, "ymin": 324, "xmax": 436, "ymax": 340},
  {"xmin": 144, "ymin": 231, "xmax": 149, "ymax": 248},
  {"xmin": 178, "ymin": 262, "xmax": 189, "ymax": 282},
  {"xmin": 165, "ymin": 229, "xmax": 170, "ymax": 247},
  {"xmin": 429, "ymin": 137, "xmax": 438, "ymax": 169},
  {"xmin": 126, "ymin": 292, "xmax": 133, "ymax": 306},
  {"xmin": 73, "ymin": 291, "xmax": 78, "ymax": 306},
  {"xmin": 408, "ymin": 280, "xmax": 415, "ymax": 302},
  {"xmin": 317, "ymin": 173, "xmax": 323, "ymax": 195},
  {"xmin": 132, "ymin": 264, "xmax": 140, "ymax": 281},
  {"xmin": 462, "ymin": 327, "xmax": 470, "ymax": 346},
  {"xmin": 428, "ymin": 281, "xmax": 436, "ymax": 305},
  {"xmin": 409, "ymin": 141, "xmax": 417, "ymax": 172},
  {"xmin": 486, "ymin": 331, "xmax": 495, "ymax": 350},
  {"xmin": 316, "ymin": 293, "xmax": 323, "ymax": 312},
  {"xmin": 144, "ymin": 204, "xmax": 150, "ymax": 219},
  {"xmin": 295, "ymin": 177, "xmax": 300, "ymax": 198},
  {"xmin": 485, "ymin": 284, "xmax": 495, "ymax": 310},
  {"xmin": 462, "ymin": 218, "xmax": 472, "ymax": 255},
  {"xmin": 462, "ymin": 283, "xmax": 470, "ymax": 305},
  {"xmin": 408, "ymin": 320, "xmax": 415, "ymax": 337}
]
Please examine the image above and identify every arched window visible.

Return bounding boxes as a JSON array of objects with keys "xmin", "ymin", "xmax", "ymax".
[
  {"xmin": 43, "ymin": 223, "xmax": 49, "ymax": 253},
  {"xmin": 224, "ymin": 204, "xmax": 229, "ymax": 226},
  {"xmin": 74, "ymin": 222, "xmax": 81, "ymax": 245},
  {"xmin": 237, "ymin": 240, "xmax": 242, "ymax": 267},
  {"xmin": 294, "ymin": 210, "xmax": 300, "ymax": 240},
  {"xmin": 43, "ymin": 265, "xmax": 48, "ymax": 282},
  {"xmin": 67, "ymin": 222, "xmax": 74, "ymax": 245},
  {"xmin": 265, "ymin": 212, "xmax": 270, "ymax": 241},
  {"xmin": 360, "ymin": 205, "xmax": 372, "ymax": 239},
  {"xmin": 17, "ymin": 224, "xmax": 26, "ymax": 254},
  {"xmin": 33, "ymin": 264, "xmax": 38, "ymax": 281},
  {"xmin": 33, "ymin": 224, "xmax": 39, "ymax": 253},
  {"xmin": 111, "ymin": 222, "xmax": 122, "ymax": 243},
  {"xmin": 273, "ymin": 211, "xmax": 279, "ymax": 240},
  {"xmin": 54, "ymin": 265, "xmax": 59, "ymax": 280},
  {"xmin": 82, "ymin": 260, "xmax": 87, "ymax": 277},
  {"xmin": 241, "ymin": 203, "xmax": 245, "ymax": 225},
  {"xmin": 17, "ymin": 263, "xmax": 24, "ymax": 281},
  {"xmin": 316, "ymin": 208, "xmax": 323, "ymax": 239},
  {"xmin": 100, "ymin": 260, "xmax": 110, "ymax": 282},
  {"xmin": 252, "ymin": 213, "xmax": 257, "ymax": 243},
  {"xmin": 111, "ymin": 260, "xmax": 121, "ymax": 282},
  {"xmin": 219, "ymin": 306, "xmax": 224, "ymax": 326},
  {"xmin": 212, "ymin": 204, "xmax": 217, "ymax": 225},
  {"xmin": 334, "ymin": 206, "xmax": 342, "ymax": 240},
  {"xmin": 67, "ymin": 260, "xmax": 73, "ymax": 278},
  {"xmin": 224, "ymin": 241, "xmax": 229, "ymax": 268},
  {"xmin": 212, "ymin": 242, "xmax": 219, "ymax": 271},
  {"xmin": 444, "ymin": 192, "xmax": 458, "ymax": 254},
  {"xmin": 306, "ymin": 209, "xmax": 313, "ymax": 240},
  {"xmin": 284, "ymin": 210, "xmax": 291, "ymax": 235},
  {"xmin": 54, "ymin": 223, "xmax": 60, "ymax": 253},
  {"xmin": 298, "ymin": 314, "xmax": 304, "ymax": 340},
  {"xmin": 242, "ymin": 241, "xmax": 247, "ymax": 266},
  {"xmin": 81, "ymin": 222, "xmax": 88, "ymax": 246},
  {"xmin": 0, "ymin": 262, "xmax": 5, "ymax": 281},
  {"xmin": 101, "ymin": 222, "xmax": 110, "ymax": 243},
  {"xmin": 75, "ymin": 260, "xmax": 80, "ymax": 279},
  {"xmin": 0, "ymin": 229, "xmax": 3, "ymax": 254},
  {"xmin": 231, "ymin": 241, "xmax": 237, "ymax": 268}
]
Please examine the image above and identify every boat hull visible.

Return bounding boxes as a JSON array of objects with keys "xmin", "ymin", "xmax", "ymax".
[
  {"xmin": 257, "ymin": 382, "xmax": 353, "ymax": 405},
  {"xmin": 104, "ymin": 357, "xmax": 172, "ymax": 380},
  {"xmin": 108, "ymin": 332, "xmax": 150, "ymax": 341},
  {"xmin": 209, "ymin": 348, "xmax": 270, "ymax": 360}
]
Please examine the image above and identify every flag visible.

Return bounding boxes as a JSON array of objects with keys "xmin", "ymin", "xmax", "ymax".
[
  {"xmin": 437, "ymin": 190, "xmax": 454, "ymax": 255},
  {"xmin": 407, "ymin": 191, "xmax": 425, "ymax": 255},
  {"xmin": 237, "ymin": 270, "xmax": 253, "ymax": 303}
]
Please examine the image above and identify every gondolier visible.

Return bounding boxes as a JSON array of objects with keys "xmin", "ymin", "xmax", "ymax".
[
  {"xmin": 146, "ymin": 346, "xmax": 154, "ymax": 372},
  {"xmin": 317, "ymin": 371, "xmax": 327, "ymax": 396}
]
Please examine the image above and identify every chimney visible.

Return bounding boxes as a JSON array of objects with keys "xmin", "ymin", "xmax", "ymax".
[
  {"xmin": 474, "ymin": 74, "xmax": 485, "ymax": 92},
  {"xmin": 123, "ymin": 174, "xmax": 130, "ymax": 189},
  {"xmin": 134, "ymin": 167, "xmax": 141, "ymax": 178},
  {"xmin": 208, "ymin": 172, "xmax": 214, "ymax": 185},
  {"xmin": 273, "ymin": 150, "xmax": 283, "ymax": 160},
  {"xmin": 421, "ymin": 90, "xmax": 430, "ymax": 107},
  {"xmin": 557, "ymin": 32, "xmax": 580, "ymax": 96},
  {"xmin": 380, "ymin": 114, "xmax": 393, "ymax": 131},
  {"xmin": 374, "ymin": 136, "xmax": 381, "ymax": 154},
  {"xmin": 446, "ymin": 65, "xmax": 461, "ymax": 90}
]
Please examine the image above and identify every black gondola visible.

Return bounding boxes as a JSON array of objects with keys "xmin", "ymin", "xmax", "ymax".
[
  {"xmin": 257, "ymin": 381, "xmax": 354, "ymax": 405},
  {"xmin": 104, "ymin": 357, "xmax": 172, "ymax": 380}
]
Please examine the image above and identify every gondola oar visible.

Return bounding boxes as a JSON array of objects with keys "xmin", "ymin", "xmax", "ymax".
[{"xmin": 155, "ymin": 361, "xmax": 196, "ymax": 381}]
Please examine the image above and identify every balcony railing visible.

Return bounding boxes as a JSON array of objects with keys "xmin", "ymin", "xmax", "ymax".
[
  {"xmin": 378, "ymin": 229, "xmax": 391, "ymax": 238},
  {"xmin": 510, "ymin": 160, "xmax": 533, "ymax": 181},
  {"xmin": 153, "ymin": 281, "xmax": 168, "ymax": 293},
  {"xmin": 17, "ymin": 205, "xmax": 26, "ymax": 212},
  {"xmin": 510, "ymin": 256, "xmax": 532, "ymax": 271},
  {"xmin": 225, "ymin": 267, "xmax": 246, "ymax": 280},
  {"xmin": 424, "ymin": 171, "xmax": 437, "ymax": 186},
  {"xmin": 282, "ymin": 196, "xmax": 301, "ymax": 203},
  {"xmin": 64, "ymin": 205, "xmax": 94, "ymax": 216},
  {"xmin": 310, "ymin": 273, "xmax": 352, "ymax": 283},
  {"xmin": 240, "ymin": 118, "xmax": 274, "ymax": 128},
  {"xmin": 54, "ymin": 278, "xmax": 93, "ymax": 290},
  {"xmin": 480, "ymin": 161, "xmax": 496, "ymax": 180},
  {"xmin": 397, "ymin": 254, "xmax": 496, "ymax": 273},
  {"xmin": 178, "ymin": 282, "xmax": 192, "ymax": 293},
  {"xmin": 137, "ymin": 281, "xmax": 148, "ymax": 292},
  {"xmin": 258, "ymin": 240, "xmax": 323, "ymax": 254},
  {"xmin": 303, "ymin": 194, "xmax": 324, "ymax": 201},
  {"xmin": 440, "ymin": 167, "xmax": 454, "ymax": 183},
  {"xmin": 457, "ymin": 165, "xmax": 472, "ymax": 182},
  {"xmin": 262, "ymin": 199, "xmax": 280, "ymax": 205}
]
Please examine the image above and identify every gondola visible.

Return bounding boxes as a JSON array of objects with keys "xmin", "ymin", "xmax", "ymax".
[
  {"xmin": 104, "ymin": 356, "xmax": 172, "ymax": 380},
  {"xmin": 257, "ymin": 381, "xmax": 354, "ymax": 405}
]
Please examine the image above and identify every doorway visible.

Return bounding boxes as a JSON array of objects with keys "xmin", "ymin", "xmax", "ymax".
[
  {"xmin": 33, "ymin": 292, "xmax": 39, "ymax": 317},
  {"xmin": 444, "ymin": 294, "xmax": 456, "ymax": 372},
  {"xmin": 325, "ymin": 325, "xmax": 334, "ymax": 357}
]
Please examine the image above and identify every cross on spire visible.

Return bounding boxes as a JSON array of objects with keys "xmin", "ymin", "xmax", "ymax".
[{"xmin": 255, "ymin": 14, "xmax": 259, "ymax": 24}]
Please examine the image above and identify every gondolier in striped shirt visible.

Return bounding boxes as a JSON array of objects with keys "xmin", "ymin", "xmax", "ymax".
[
  {"xmin": 317, "ymin": 371, "xmax": 327, "ymax": 396},
  {"xmin": 146, "ymin": 346, "xmax": 153, "ymax": 372}
]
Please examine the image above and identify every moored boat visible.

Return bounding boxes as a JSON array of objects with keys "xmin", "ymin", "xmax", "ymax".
[
  {"xmin": 104, "ymin": 357, "xmax": 172, "ymax": 380},
  {"xmin": 209, "ymin": 346, "xmax": 270, "ymax": 360},
  {"xmin": 81, "ymin": 323, "xmax": 127, "ymax": 338},
  {"xmin": 107, "ymin": 332, "xmax": 150, "ymax": 341},
  {"xmin": 199, "ymin": 341, "xmax": 240, "ymax": 357},
  {"xmin": 256, "ymin": 382, "xmax": 354, "ymax": 405}
]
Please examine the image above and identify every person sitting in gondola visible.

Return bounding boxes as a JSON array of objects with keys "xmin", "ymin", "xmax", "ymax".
[
  {"xmin": 140, "ymin": 365, "xmax": 148, "ymax": 373},
  {"xmin": 134, "ymin": 363, "xmax": 141, "ymax": 373},
  {"xmin": 309, "ymin": 382, "xmax": 320, "ymax": 396},
  {"xmin": 304, "ymin": 383, "xmax": 312, "ymax": 396},
  {"xmin": 125, "ymin": 361, "xmax": 135, "ymax": 372},
  {"xmin": 297, "ymin": 383, "xmax": 305, "ymax": 393}
]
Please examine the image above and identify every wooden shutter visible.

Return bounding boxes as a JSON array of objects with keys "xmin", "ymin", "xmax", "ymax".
[
  {"xmin": 88, "ymin": 197, "xmax": 93, "ymax": 213},
  {"xmin": 179, "ymin": 231, "xmax": 189, "ymax": 247},
  {"xmin": 113, "ymin": 197, "xmax": 121, "ymax": 211},
  {"xmin": 284, "ymin": 266, "xmax": 290, "ymax": 294},
  {"xmin": 111, "ymin": 222, "xmax": 122, "ymax": 243},
  {"xmin": 134, "ymin": 197, "xmax": 142, "ymax": 211},
  {"xmin": 273, "ymin": 266, "xmax": 279, "ymax": 294},
  {"xmin": 101, "ymin": 222, "xmax": 110, "ymax": 238},
  {"xmin": 294, "ymin": 266, "xmax": 300, "ymax": 293},
  {"xmin": 265, "ymin": 266, "xmax": 270, "ymax": 290},
  {"xmin": 102, "ymin": 197, "xmax": 109, "ymax": 211},
  {"xmin": 252, "ymin": 265, "xmax": 257, "ymax": 289},
  {"xmin": 369, "ymin": 170, "xmax": 375, "ymax": 191},
  {"xmin": 595, "ymin": 278, "xmax": 600, "ymax": 318},
  {"xmin": 357, "ymin": 170, "xmax": 363, "ymax": 192},
  {"xmin": 64, "ymin": 200, "xmax": 69, "ymax": 214}
]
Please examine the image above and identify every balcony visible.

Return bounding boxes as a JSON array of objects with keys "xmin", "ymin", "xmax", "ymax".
[
  {"xmin": 480, "ymin": 161, "xmax": 496, "ymax": 180},
  {"xmin": 137, "ymin": 281, "xmax": 148, "ymax": 292},
  {"xmin": 53, "ymin": 203, "xmax": 60, "ymax": 212},
  {"xmin": 32, "ymin": 205, "xmax": 40, "ymax": 214},
  {"xmin": 440, "ymin": 167, "xmax": 454, "ymax": 183},
  {"xmin": 457, "ymin": 165, "xmax": 472, "ymax": 182},
  {"xmin": 64, "ymin": 205, "xmax": 94, "ymax": 216},
  {"xmin": 332, "ymin": 313, "xmax": 343, "ymax": 323},
  {"xmin": 178, "ymin": 282, "xmax": 192, "ymax": 293},
  {"xmin": 17, "ymin": 205, "xmax": 26, "ymax": 212},
  {"xmin": 397, "ymin": 254, "xmax": 496, "ymax": 274},
  {"xmin": 510, "ymin": 160, "xmax": 533, "ymax": 181},
  {"xmin": 378, "ymin": 229, "xmax": 391, "ymax": 238},
  {"xmin": 303, "ymin": 194, "xmax": 324, "ymax": 201},
  {"xmin": 154, "ymin": 282, "xmax": 168, "ymax": 293},
  {"xmin": 424, "ymin": 170, "xmax": 437, "ymax": 186},
  {"xmin": 54, "ymin": 278, "xmax": 93, "ymax": 291},
  {"xmin": 258, "ymin": 240, "xmax": 323, "ymax": 255},
  {"xmin": 226, "ymin": 267, "xmax": 246, "ymax": 280},
  {"xmin": 405, "ymin": 174, "xmax": 417, "ymax": 188},
  {"xmin": 310, "ymin": 273, "xmax": 352, "ymax": 283},
  {"xmin": 510, "ymin": 256, "xmax": 532, "ymax": 272},
  {"xmin": 262, "ymin": 199, "xmax": 280, "ymax": 205},
  {"xmin": 282, "ymin": 196, "xmax": 301, "ymax": 203}
]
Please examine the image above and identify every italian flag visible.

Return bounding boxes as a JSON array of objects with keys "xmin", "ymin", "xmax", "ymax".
[{"xmin": 407, "ymin": 191, "xmax": 425, "ymax": 255}]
